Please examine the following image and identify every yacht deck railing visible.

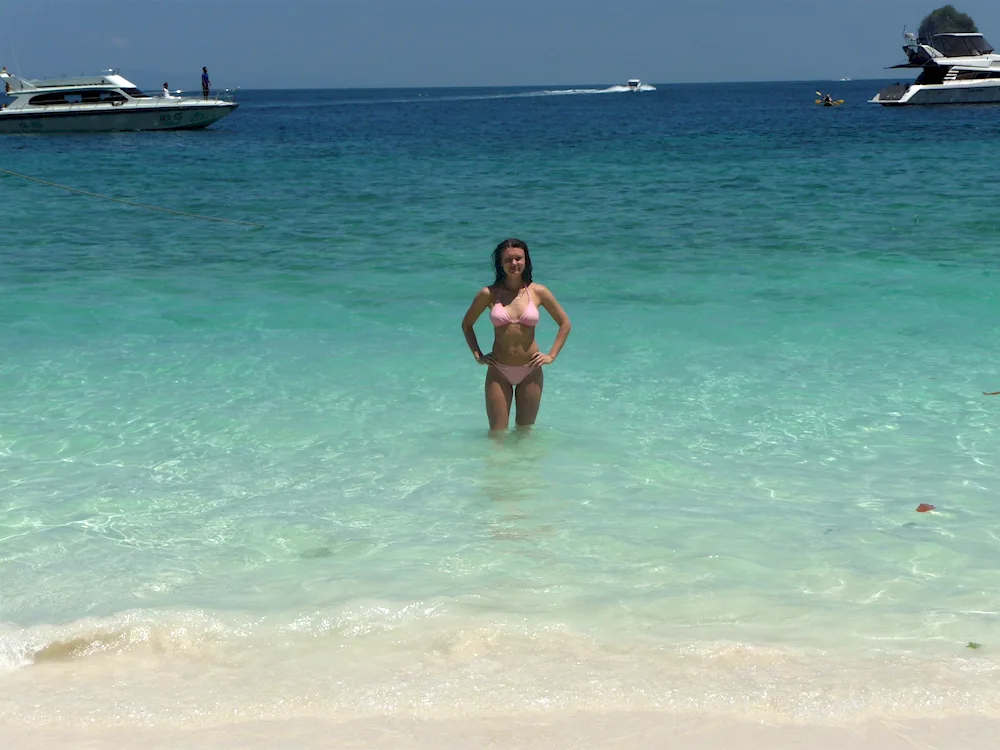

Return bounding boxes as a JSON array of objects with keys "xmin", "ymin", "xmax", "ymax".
[{"xmin": 157, "ymin": 88, "xmax": 239, "ymax": 103}]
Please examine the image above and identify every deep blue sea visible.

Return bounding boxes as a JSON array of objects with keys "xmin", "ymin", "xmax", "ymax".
[{"xmin": 2, "ymin": 80, "xmax": 1000, "ymax": 739}]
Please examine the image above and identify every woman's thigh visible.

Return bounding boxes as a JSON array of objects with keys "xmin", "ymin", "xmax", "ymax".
[
  {"xmin": 485, "ymin": 367, "xmax": 514, "ymax": 430},
  {"xmin": 514, "ymin": 367, "xmax": 544, "ymax": 426}
]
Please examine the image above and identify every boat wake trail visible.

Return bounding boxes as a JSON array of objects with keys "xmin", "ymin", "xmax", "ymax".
[{"xmin": 525, "ymin": 84, "xmax": 657, "ymax": 96}]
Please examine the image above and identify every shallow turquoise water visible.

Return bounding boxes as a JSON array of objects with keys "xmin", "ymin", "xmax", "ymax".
[{"xmin": 1, "ymin": 81, "xmax": 1000, "ymax": 725}]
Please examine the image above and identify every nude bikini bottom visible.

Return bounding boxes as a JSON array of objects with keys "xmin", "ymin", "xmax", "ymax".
[{"xmin": 490, "ymin": 363, "xmax": 537, "ymax": 386}]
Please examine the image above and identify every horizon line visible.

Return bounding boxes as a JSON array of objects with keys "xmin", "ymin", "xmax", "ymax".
[{"xmin": 155, "ymin": 78, "xmax": 893, "ymax": 91}]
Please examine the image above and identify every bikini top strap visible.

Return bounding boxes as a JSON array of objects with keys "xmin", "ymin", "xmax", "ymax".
[{"xmin": 494, "ymin": 284, "xmax": 528, "ymax": 307}]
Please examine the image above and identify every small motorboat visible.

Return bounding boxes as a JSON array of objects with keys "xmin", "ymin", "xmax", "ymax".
[{"xmin": 0, "ymin": 67, "xmax": 238, "ymax": 134}]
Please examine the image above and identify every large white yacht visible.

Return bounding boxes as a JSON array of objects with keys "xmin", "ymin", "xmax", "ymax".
[
  {"xmin": 871, "ymin": 31, "xmax": 1000, "ymax": 105},
  {"xmin": 0, "ymin": 68, "xmax": 238, "ymax": 133}
]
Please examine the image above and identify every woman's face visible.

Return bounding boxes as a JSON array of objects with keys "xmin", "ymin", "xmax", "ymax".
[{"xmin": 501, "ymin": 248, "xmax": 526, "ymax": 277}]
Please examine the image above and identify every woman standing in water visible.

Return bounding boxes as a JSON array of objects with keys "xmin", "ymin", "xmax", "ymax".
[{"xmin": 461, "ymin": 238, "xmax": 572, "ymax": 430}]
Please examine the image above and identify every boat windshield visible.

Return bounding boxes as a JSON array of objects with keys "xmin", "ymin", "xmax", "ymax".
[
  {"xmin": 929, "ymin": 34, "xmax": 994, "ymax": 57},
  {"xmin": 29, "ymin": 89, "xmax": 130, "ymax": 105},
  {"xmin": 122, "ymin": 87, "xmax": 149, "ymax": 98}
]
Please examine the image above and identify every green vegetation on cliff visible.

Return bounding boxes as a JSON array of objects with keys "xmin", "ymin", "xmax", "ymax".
[{"xmin": 918, "ymin": 5, "xmax": 978, "ymax": 41}]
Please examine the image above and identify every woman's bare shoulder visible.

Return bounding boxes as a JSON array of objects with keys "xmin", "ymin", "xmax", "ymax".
[{"xmin": 469, "ymin": 286, "xmax": 494, "ymax": 306}]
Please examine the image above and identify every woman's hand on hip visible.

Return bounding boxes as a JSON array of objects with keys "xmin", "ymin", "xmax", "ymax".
[
  {"xmin": 530, "ymin": 352, "xmax": 554, "ymax": 367},
  {"xmin": 477, "ymin": 351, "xmax": 497, "ymax": 366}
]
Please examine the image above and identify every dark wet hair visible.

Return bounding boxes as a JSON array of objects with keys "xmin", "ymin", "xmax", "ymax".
[{"xmin": 492, "ymin": 238, "xmax": 533, "ymax": 286}]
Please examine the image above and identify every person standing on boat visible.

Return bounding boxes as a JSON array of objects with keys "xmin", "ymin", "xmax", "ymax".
[
  {"xmin": 162, "ymin": 82, "xmax": 173, "ymax": 99},
  {"xmin": 201, "ymin": 67, "xmax": 211, "ymax": 99},
  {"xmin": 461, "ymin": 238, "xmax": 572, "ymax": 431}
]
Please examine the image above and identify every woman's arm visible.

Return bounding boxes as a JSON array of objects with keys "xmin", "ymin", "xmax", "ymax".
[
  {"xmin": 533, "ymin": 284, "xmax": 572, "ymax": 364},
  {"xmin": 461, "ymin": 287, "xmax": 493, "ymax": 362}
]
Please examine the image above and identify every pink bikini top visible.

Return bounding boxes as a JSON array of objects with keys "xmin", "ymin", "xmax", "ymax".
[{"xmin": 490, "ymin": 286, "xmax": 539, "ymax": 327}]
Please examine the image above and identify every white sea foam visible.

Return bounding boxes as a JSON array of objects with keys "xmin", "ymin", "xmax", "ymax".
[{"xmin": 2, "ymin": 605, "xmax": 1000, "ymax": 730}]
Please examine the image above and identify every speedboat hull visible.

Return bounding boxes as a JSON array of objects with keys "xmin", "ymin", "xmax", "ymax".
[
  {"xmin": 0, "ymin": 101, "xmax": 238, "ymax": 133},
  {"xmin": 872, "ymin": 79, "xmax": 1000, "ymax": 105}
]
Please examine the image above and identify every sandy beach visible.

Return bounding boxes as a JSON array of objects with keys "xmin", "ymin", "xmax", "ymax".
[{"xmin": 6, "ymin": 713, "xmax": 1000, "ymax": 750}]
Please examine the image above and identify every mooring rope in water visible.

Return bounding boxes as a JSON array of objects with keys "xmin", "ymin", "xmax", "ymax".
[{"xmin": 0, "ymin": 167, "xmax": 264, "ymax": 228}]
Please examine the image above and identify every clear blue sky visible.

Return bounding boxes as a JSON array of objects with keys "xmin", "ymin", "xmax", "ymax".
[{"xmin": 5, "ymin": 1, "xmax": 1000, "ymax": 90}]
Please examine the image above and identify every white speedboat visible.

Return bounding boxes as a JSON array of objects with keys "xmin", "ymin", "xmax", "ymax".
[
  {"xmin": 871, "ymin": 31, "xmax": 1000, "ymax": 105},
  {"xmin": 627, "ymin": 78, "xmax": 642, "ymax": 91},
  {"xmin": 0, "ymin": 68, "xmax": 238, "ymax": 133}
]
